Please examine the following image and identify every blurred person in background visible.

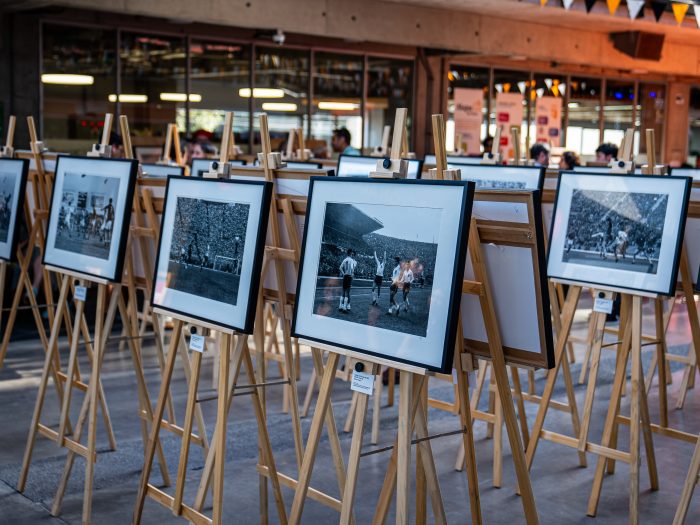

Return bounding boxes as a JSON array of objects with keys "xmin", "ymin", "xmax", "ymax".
[
  {"xmin": 331, "ymin": 128, "xmax": 360, "ymax": 156},
  {"xmin": 530, "ymin": 143, "xmax": 550, "ymax": 167},
  {"xmin": 559, "ymin": 151, "xmax": 580, "ymax": 171},
  {"xmin": 185, "ymin": 140, "xmax": 217, "ymax": 166},
  {"xmin": 595, "ymin": 143, "xmax": 619, "ymax": 164}
]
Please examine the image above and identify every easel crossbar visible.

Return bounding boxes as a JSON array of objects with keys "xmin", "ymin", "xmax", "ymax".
[
  {"xmin": 360, "ymin": 427, "xmax": 468, "ymax": 457},
  {"xmin": 195, "ymin": 379, "xmax": 291, "ymax": 403}
]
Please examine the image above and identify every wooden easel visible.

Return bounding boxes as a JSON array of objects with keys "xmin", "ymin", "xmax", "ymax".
[
  {"xmin": 132, "ymin": 313, "xmax": 287, "ymax": 525},
  {"xmin": 371, "ymin": 125, "xmax": 391, "ymax": 157},
  {"xmin": 160, "ymin": 122, "xmax": 185, "ymax": 166},
  {"xmin": 481, "ymin": 126, "xmax": 501, "ymax": 165}
]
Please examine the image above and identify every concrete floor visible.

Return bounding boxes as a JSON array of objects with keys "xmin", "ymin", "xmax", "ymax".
[{"xmin": 0, "ymin": 295, "xmax": 699, "ymax": 524}]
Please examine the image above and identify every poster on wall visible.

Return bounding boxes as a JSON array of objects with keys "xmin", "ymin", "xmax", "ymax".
[
  {"xmin": 535, "ymin": 96, "xmax": 562, "ymax": 146},
  {"xmin": 453, "ymin": 88, "xmax": 483, "ymax": 155},
  {"xmin": 494, "ymin": 92, "xmax": 524, "ymax": 160}
]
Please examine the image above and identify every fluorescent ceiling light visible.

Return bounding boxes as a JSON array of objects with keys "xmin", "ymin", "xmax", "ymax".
[
  {"xmin": 318, "ymin": 101, "xmax": 359, "ymax": 111},
  {"xmin": 262, "ymin": 102, "xmax": 297, "ymax": 112},
  {"xmin": 159, "ymin": 92, "xmax": 202, "ymax": 102},
  {"xmin": 239, "ymin": 87, "xmax": 285, "ymax": 98},
  {"xmin": 41, "ymin": 74, "xmax": 94, "ymax": 85},
  {"xmin": 108, "ymin": 94, "xmax": 147, "ymax": 103}
]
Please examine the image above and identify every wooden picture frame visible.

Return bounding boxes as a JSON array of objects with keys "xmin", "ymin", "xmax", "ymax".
[{"xmin": 461, "ymin": 190, "xmax": 555, "ymax": 369}]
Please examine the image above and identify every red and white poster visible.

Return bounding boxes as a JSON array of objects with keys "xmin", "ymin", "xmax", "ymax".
[
  {"xmin": 494, "ymin": 92, "xmax": 524, "ymax": 159},
  {"xmin": 453, "ymin": 88, "xmax": 483, "ymax": 155},
  {"xmin": 535, "ymin": 96, "xmax": 562, "ymax": 147}
]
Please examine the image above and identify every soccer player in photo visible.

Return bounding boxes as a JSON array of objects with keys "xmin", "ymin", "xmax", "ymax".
[
  {"xmin": 387, "ymin": 256, "xmax": 403, "ymax": 316},
  {"xmin": 101, "ymin": 197, "xmax": 115, "ymax": 244},
  {"xmin": 401, "ymin": 260, "xmax": 415, "ymax": 312},
  {"xmin": 338, "ymin": 248, "xmax": 357, "ymax": 312},
  {"xmin": 372, "ymin": 250, "xmax": 386, "ymax": 305}
]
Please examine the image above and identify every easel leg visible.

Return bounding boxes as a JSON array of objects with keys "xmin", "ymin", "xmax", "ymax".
[
  {"xmin": 395, "ymin": 370, "xmax": 413, "ymax": 525},
  {"xmin": 510, "ymin": 366, "xmax": 529, "ymax": 448},
  {"xmin": 672, "ymin": 433, "xmax": 700, "ymax": 525},
  {"xmin": 0, "ymin": 262, "xmax": 6, "ymax": 337},
  {"xmin": 654, "ymin": 298, "xmax": 669, "ymax": 428},
  {"xmin": 132, "ymin": 320, "xmax": 184, "ymax": 525},
  {"xmin": 82, "ymin": 283, "xmax": 107, "ymax": 524},
  {"xmin": 372, "ymin": 370, "xmax": 383, "ymax": 445},
  {"xmin": 288, "ymin": 351, "xmax": 340, "ymax": 525},
  {"xmin": 493, "ymin": 394, "xmax": 503, "ymax": 488},
  {"xmin": 628, "ymin": 296, "xmax": 643, "ymax": 525},
  {"xmin": 212, "ymin": 333, "xmax": 231, "ymax": 525},
  {"xmin": 577, "ymin": 310, "xmax": 607, "ymax": 454},
  {"xmin": 339, "ymin": 363, "xmax": 377, "ymax": 525},
  {"xmin": 17, "ymin": 276, "xmax": 70, "ymax": 492}
]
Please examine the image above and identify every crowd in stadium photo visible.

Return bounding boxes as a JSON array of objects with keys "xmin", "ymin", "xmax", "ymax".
[
  {"xmin": 313, "ymin": 202, "xmax": 440, "ymax": 337},
  {"xmin": 166, "ymin": 196, "xmax": 250, "ymax": 305},
  {"xmin": 54, "ymin": 173, "xmax": 121, "ymax": 260},
  {"xmin": 562, "ymin": 189, "xmax": 667, "ymax": 274}
]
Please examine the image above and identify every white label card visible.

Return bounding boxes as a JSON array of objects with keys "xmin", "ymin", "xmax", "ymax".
[
  {"xmin": 593, "ymin": 297, "xmax": 613, "ymax": 314},
  {"xmin": 351, "ymin": 370, "xmax": 374, "ymax": 395},
  {"xmin": 74, "ymin": 286, "xmax": 87, "ymax": 302},
  {"xmin": 189, "ymin": 334, "xmax": 206, "ymax": 353}
]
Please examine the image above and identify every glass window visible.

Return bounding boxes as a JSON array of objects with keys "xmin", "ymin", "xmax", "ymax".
[
  {"xmin": 688, "ymin": 87, "xmax": 700, "ymax": 168},
  {"xmin": 602, "ymin": 80, "xmax": 635, "ymax": 152},
  {"xmin": 446, "ymin": 65, "xmax": 489, "ymax": 153},
  {"xmin": 637, "ymin": 83, "xmax": 665, "ymax": 163},
  {"xmin": 189, "ymin": 40, "xmax": 251, "ymax": 152},
  {"xmin": 42, "ymin": 24, "xmax": 117, "ymax": 151},
  {"xmin": 120, "ymin": 33, "xmax": 187, "ymax": 137},
  {"xmin": 312, "ymin": 52, "xmax": 362, "ymax": 158},
  {"xmin": 366, "ymin": 57, "xmax": 414, "ymax": 153},
  {"xmin": 491, "ymin": 69, "xmax": 530, "ymax": 159},
  {"xmin": 253, "ymin": 47, "xmax": 309, "ymax": 152},
  {"xmin": 566, "ymin": 77, "xmax": 602, "ymax": 161}
]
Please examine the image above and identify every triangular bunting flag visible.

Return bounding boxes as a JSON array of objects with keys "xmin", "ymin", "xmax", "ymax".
[
  {"xmin": 607, "ymin": 0, "xmax": 621, "ymax": 15},
  {"xmin": 672, "ymin": 2, "xmax": 689, "ymax": 25},
  {"xmin": 563, "ymin": 0, "xmax": 575, "ymax": 9},
  {"xmin": 627, "ymin": 0, "xmax": 644, "ymax": 19},
  {"xmin": 584, "ymin": 0, "xmax": 596, "ymax": 14},
  {"xmin": 695, "ymin": 6, "xmax": 700, "ymax": 28},
  {"xmin": 651, "ymin": 1, "xmax": 666, "ymax": 22}
]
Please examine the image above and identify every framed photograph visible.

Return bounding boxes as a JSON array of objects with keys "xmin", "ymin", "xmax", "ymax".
[
  {"xmin": 424, "ymin": 154, "xmax": 483, "ymax": 167},
  {"xmin": 43, "ymin": 155, "xmax": 138, "ymax": 282},
  {"xmin": 152, "ymin": 176, "xmax": 272, "ymax": 333},
  {"xmin": 548, "ymin": 171, "xmax": 692, "ymax": 296},
  {"xmin": 0, "ymin": 158, "xmax": 29, "ymax": 262},
  {"xmin": 142, "ymin": 163, "xmax": 185, "ymax": 178},
  {"xmin": 337, "ymin": 154, "xmax": 423, "ymax": 180},
  {"xmin": 292, "ymin": 177, "xmax": 474, "ymax": 373},
  {"xmin": 461, "ymin": 190, "xmax": 554, "ymax": 369},
  {"xmin": 458, "ymin": 164, "xmax": 544, "ymax": 191}
]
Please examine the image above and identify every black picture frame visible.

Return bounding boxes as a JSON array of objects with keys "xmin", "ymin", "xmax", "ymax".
[
  {"xmin": 150, "ymin": 175, "xmax": 272, "ymax": 334},
  {"xmin": 457, "ymin": 163, "xmax": 545, "ymax": 191},
  {"xmin": 291, "ymin": 176, "xmax": 474, "ymax": 373},
  {"xmin": 0, "ymin": 158, "xmax": 29, "ymax": 263},
  {"xmin": 141, "ymin": 163, "xmax": 185, "ymax": 178},
  {"xmin": 548, "ymin": 170, "xmax": 692, "ymax": 296},
  {"xmin": 43, "ymin": 155, "xmax": 138, "ymax": 283},
  {"xmin": 337, "ymin": 154, "xmax": 424, "ymax": 179}
]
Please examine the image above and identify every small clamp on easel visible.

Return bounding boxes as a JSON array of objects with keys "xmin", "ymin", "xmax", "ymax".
[
  {"xmin": 610, "ymin": 128, "xmax": 635, "ymax": 174},
  {"xmin": 204, "ymin": 112, "xmax": 238, "ymax": 179},
  {"xmin": 481, "ymin": 126, "xmax": 502, "ymax": 165},
  {"xmin": 370, "ymin": 108, "xmax": 409, "ymax": 179},
  {"xmin": 87, "ymin": 113, "xmax": 114, "ymax": 158},
  {"xmin": 0, "ymin": 115, "xmax": 16, "ymax": 158},
  {"xmin": 370, "ymin": 125, "xmax": 391, "ymax": 157}
]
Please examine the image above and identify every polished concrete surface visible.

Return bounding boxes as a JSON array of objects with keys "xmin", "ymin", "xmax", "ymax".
[{"xmin": 0, "ymin": 295, "xmax": 699, "ymax": 524}]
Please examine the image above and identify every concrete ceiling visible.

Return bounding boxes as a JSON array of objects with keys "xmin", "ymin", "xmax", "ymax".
[{"xmin": 387, "ymin": 0, "xmax": 700, "ymax": 43}]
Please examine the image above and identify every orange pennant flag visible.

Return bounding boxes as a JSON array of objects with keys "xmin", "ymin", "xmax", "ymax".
[
  {"xmin": 672, "ymin": 2, "xmax": 689, "ymax": 25},
  {"xmin": 607, "ymin": 0, "xmax": 621, "ymax": 15}
]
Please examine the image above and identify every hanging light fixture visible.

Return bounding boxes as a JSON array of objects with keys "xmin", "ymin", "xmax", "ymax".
[{"xmin": 41, "ymin": 74, "xmax": 94, "ymax": 85}]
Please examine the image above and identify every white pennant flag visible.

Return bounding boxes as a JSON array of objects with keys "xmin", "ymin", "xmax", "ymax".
[
  {"xmin": 563, "ymin": 0, "xmax": 575, "ymax": 9},
  {"xmin": 695, "ymin": 7, "xmax": 700, "ymax": 28},
  {"xmin": 627, "ymin": 0, "xmax": 644, "ymax": 20}
]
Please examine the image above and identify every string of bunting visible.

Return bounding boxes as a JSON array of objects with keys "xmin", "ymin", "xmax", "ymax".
[{"xmin": 541, "ymin": 0, "xmax": 700, "ymax": 27}]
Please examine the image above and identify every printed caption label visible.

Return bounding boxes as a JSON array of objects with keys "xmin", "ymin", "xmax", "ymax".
[
  {"xmin": 74, "ymin": 286, "xmax": 87, "ymax": 302},
  {"xmin": 593, "ymin": 297, "xmax": 613, "ymax": 314},
  {"xmin": 189, "ymin": 334, "xmax": 206, "ymax": 353},
  {"xmin": 351, "ymin": 370, "xmax": 374, "ymax": 395}
]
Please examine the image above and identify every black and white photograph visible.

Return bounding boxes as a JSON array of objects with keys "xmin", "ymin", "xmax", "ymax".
[
  {"xmin": 293, "ymin": 177, "xmax": 474, "ymax": 373},
  {"xmin": 548, "ymin": 172, "xmax": 692, "ymax": 296},
  {"xmin": 54, "ymin": 172, "xmax": 121, "ymax": 260},
  {"xmin": 0, "ymin": 159, "xmax": 29, "ymax": 261},
  {"xmin": 43, "ymin": 156, "xmax": 137, "ymax": 281},
  {"xmin": 152, "ymin": 176, "xmax": 271, "ymax": 333},
  {"xmin": 337, "ymin": 154, "xmax": 423, "ymax": 179},
  {"xmin": 313, "ymin": 201, "xmax": 440, "ymax": 337},
  {"xmin": 459, "ymin": 165, "xmax": 544, "ymax": 191},
  {"xmin": 166, "ymin": 196, "xmax": 250, "ymax": 306}
]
